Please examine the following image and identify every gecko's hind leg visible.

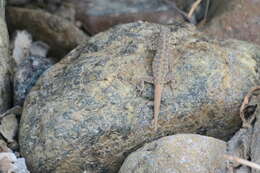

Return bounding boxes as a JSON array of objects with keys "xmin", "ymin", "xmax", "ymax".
[{"xmin": 165, "ymin": 73, "xmax": 175, "ymax": 91}]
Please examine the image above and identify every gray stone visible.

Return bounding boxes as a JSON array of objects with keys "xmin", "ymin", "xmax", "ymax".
[
  {"xmin": 13, "ymin": 55, "xmax": 53, "ymax": 106},
  {"xmin": 6, "ymin": 7, "xmax": 89, "ymax": 59},
  {"xmin": 119, "ymin": 134, "xmax": 227, "ymax": 173},
  {"xmin": 0, "ymin": 106, "xmax": 21, "ymax": 151},
  {"xmin": 19, "ymin": 22, "xmax": 260, "ymax": 172},
  {"xmin": 0, "ymin": 2, "xmax": 12, "ymax": 113}
]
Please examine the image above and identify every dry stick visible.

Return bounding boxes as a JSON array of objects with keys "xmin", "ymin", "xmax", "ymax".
[
  {"xmin": 198, "ymin": 0, "xmax": 210, "ymax": 26},
  {"xmin": 240, "ymin": 86, "xmax": 260, "ymax": 128},
  {"xmin": 203, "ymin": 0, "xmax": 210, "ymax": 21},
  {"xmin": 162, "ymin": 0, "xmax": 195, "ymax": 24},
  {"xmin": 224, "ymin": 87, "xmax": 260, "ymax": 171},
  {"xmin": 224, "ymin": 154, "xmax": 260, "ymax": 170},
  {"xmin": 188, "ymin": 0, "xmax": 202, "ymax": 18}
]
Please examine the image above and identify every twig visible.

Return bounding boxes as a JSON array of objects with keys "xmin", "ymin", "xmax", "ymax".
[
  {"xmin": 224, "ymin": 154, "xmax": 260, "ymax": 170},
  {"xmin": 198, "ymin": 0, "xmax": 210, "ymax": 26},
  {"xmin": 240, "ymin": 86, "xmax": 260, "ymax": 128},
  {"xmin": 188, "ymin": 0, "xmax": 202, "ymax": 18},
  {"xmin": 203, "ymin": 0, "xmax": 210, "ymax": 22},
  {"xmin": 162, "ymin": 0, "xmax": 195, "ymax": 24}
]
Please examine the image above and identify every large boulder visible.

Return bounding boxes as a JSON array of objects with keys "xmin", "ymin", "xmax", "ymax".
[
  {"xmin": 0, "ymin": 2, "xmax": 12, "ymax": 113},
  {"xmin": 119, "ymin": 134, "xmax": 227, "ymax": 173},
  {"xmin": 19, "ymin": 22, "xmax": 260, "ymax": 172}
]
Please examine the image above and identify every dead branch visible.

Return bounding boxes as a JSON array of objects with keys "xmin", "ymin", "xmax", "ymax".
[
  {"xmin": 224, "ymin": 154, "xmax": 260, "ymax": 170},
  {"xmin": 188, "ymin": 0, "xmax": 202, "ymax": 18}
]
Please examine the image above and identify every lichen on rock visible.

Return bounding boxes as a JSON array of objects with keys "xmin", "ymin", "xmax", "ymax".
[{"xmin": 19, "ymin": 22, "xmax": 260, "ymax": 172}]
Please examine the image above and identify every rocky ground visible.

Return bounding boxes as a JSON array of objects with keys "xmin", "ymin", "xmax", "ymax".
[{"xmin": 0, "ymin": 0, "xmax": 260, "ymax": 173}]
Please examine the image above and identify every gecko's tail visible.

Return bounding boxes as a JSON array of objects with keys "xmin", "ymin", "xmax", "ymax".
[{"xmin": 153, "ymin": 84, "xmax": 163, "ymax": 131}]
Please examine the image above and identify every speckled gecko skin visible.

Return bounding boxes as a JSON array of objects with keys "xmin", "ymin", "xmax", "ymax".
[
  {"xmin": 143, "ymin": 26, "xmax": 174, "ymax": 131},
  {"xmin": 143, "ymin": 24, "xmax": 195, "ymax": 131}
]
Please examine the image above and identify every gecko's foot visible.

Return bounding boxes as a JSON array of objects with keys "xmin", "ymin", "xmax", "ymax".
[
  {"xmin": 136, "ymin": 76, "xmax": 154, "ymax": 95},
  {"xmin": 151, "ymin": 119, "xmax": 158, "ymax": 131},
  {"xmin": 136, "ymin": 81, "xmax": 144, "ymax": 96}
]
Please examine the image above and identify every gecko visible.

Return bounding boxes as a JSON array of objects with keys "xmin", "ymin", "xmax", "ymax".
[{"xmin": 141, "ymin": 26, "xmax": 175, "ymax": 131}]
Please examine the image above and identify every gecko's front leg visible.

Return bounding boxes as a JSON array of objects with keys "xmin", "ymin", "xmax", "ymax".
[{"xmin": 136, "ymin": 76, "xmax": 154, "ymax": 94}]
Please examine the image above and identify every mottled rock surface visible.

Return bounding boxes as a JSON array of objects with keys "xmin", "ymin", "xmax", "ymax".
[
  {"xmin": 19, "ymin": 22, "xmax": 260, "ymax": 172},
  {"xmin": 0, "ymin": 3, "xmax": 12, "ymax": 113},
  {"xmin": 119, "ymin": 134, "xmax": 226, "ymax": 173},
  {"xmin": 13, "ymin": 55, "xmax": 53, "ymax": 106},
  {"xmin": 6, "ymin": 7, "xmax": 89, "ymax": 59}
]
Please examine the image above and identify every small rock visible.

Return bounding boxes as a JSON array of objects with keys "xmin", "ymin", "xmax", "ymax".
[
  {"xmin": 0, "ymin": 140, "xmax": 12, "ymax": 153},
  {"xmin": 119, "ymin": 134, "xmax": 227, "ymax": 173},
  {"xmin": 14, "ymin": 54, "xmax": 53, "ymax": 106},
  {"xmin": 6, "ymin": 7, "xmax": 89, "ymax": 59},
  {"xmin": 0, "ymin": 106, "xmax": 21, "ymax": 145},
  {"xmin": 12, "ymin": 30, "xmax": 32, "ymax": 65},
  {"xmin": 12, "ymin": 31, "xmax": 54, "ymax": 106},
  {"xmin": 0, "ymin": 113, "xmax": 18, "ymax": 143},
  {"xmin": 0, "ymin": 152, "xmax": 17, "ymax": 173},
  {"xmin": 29, "ymin": 41, "xmax": 49, "ymax": 58},
  {"xmin": 10, "ymin": 158, "xmax": 30, "ymax": 173},
  {"xmin": 0, "ymin": 152, "xmax": 30, "ymax": 173}
]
